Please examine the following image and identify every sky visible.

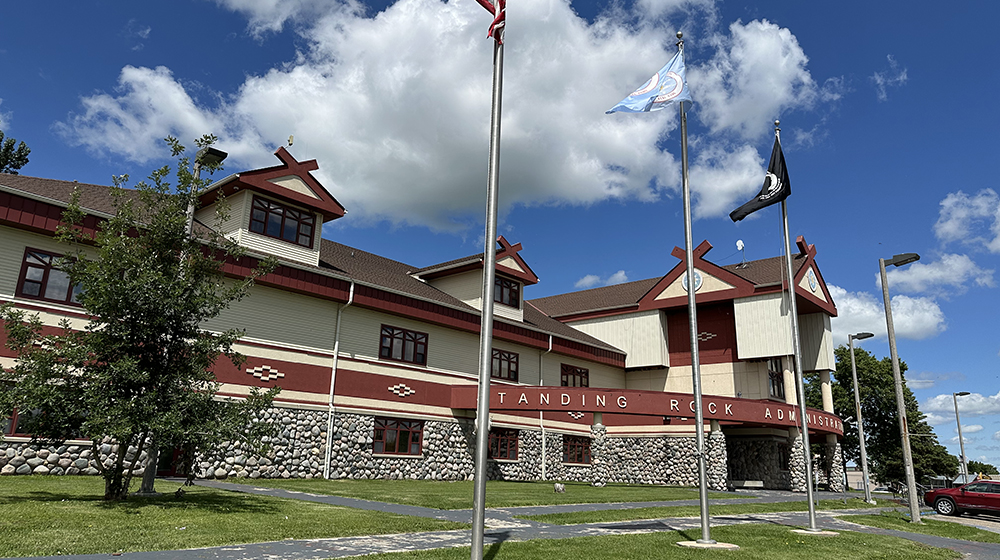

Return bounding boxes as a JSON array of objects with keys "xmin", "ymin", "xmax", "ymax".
[{"xmin": 2, "ymin": 0, "xmax": 999, "ymax": 469}]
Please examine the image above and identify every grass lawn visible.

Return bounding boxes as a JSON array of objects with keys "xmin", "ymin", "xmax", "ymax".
[
  {"xmin": 0, "ymin": 476, "xmax": 466, "ymax": 557},
  {"xmin": 362, "ymin": 524, "xmax": 961, "ymax": 560},
  {"xmin": 842, "ymin": 511, "xmax": 1000, "ymax": 544},
  {"xmin": 519, "ymin": 498, "xmax": 892, "ymax": 524},
  {"xmin": 229, "ymin": 478, "xmax": 742, "ymax": 509}
]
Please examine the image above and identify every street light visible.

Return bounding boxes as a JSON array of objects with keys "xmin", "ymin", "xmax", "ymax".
[
  {"xmin": 880, "ymin": 252, "xmax": 921, "ymax": 523},
  {"xmin": 848, "ymin": 331, "xmax": 875, "ymax": 503},
  {"xmin": 954, "ymin": 391, "xmax": 971, "ymax": 484},
  {"xmin": 185, "ymin": 146, "xmax": 229, "ymax": 235}
]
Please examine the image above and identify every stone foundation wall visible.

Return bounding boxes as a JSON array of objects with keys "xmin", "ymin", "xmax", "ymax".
[
  {"xmin": 726, "ymin": 437, "xmax": 791, "ymax": 490},
  {"xmin": 0, "ymin": 440, "xmax": 148, "ymax": 477}
]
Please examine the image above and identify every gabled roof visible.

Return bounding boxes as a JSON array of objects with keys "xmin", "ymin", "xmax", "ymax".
[
  {"xmin": 411, "ymin": 235, "xmax": 539, "ymax": 286},
  {"xmin": 529, "ymin": 238, "xmax": 837, "ymax": 320},
  {"xmin": 200, "ymin": 147, "xmax": 346, "ymax": 222}
]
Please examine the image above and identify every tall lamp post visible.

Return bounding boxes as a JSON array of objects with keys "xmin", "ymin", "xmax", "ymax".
[
  {"xmin": 953, "ymin": 391, "xmax": 971, "ymax": 484},
  {"xmin": 848, "ymin": 331, "xmax": 875, "ymax": 503},
  {"xmin": 879, "ymin": 252, "xmax": 921, "ymax": 523}
]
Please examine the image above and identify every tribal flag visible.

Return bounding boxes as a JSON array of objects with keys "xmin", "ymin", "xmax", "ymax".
[
  {"xmin": 606, "ymin": 50, "xmax": 692, "ymax": 114},
  {"xmin": 475, "ymin": 0, "xmax": 505, "ymax": 44},
  {"xmin": 729, "ymin": 137, "xmax": 791, "ymax": 222}
]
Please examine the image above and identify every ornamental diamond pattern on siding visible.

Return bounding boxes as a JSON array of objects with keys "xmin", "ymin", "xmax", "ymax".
[
  {"xmin": 388, "ymin": 383, "xmax": 416, "ymax": 397},
  {"xmin": 697, "ymin": 332, "xmax": 717, "ymax": 342},
  {"xmin": 568, "ymin": 412, "xmax": 585, "ymax": 420},
  {"xmin": 246, "ymin": 365, "xmax": 284, "ymax": 382}
]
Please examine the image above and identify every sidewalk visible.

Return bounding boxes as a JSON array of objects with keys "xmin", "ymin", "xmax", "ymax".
[{"xmin": 12, "ymin": 482, "xmax": 1000, "ymax": 560}]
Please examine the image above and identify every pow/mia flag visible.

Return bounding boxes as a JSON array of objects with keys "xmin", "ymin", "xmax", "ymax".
[{"xmin": 730, "ymin": 137, "xmax": 791, "ymax": 222}]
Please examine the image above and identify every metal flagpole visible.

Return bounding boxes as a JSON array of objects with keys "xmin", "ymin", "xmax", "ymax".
[
  {"xmin": 676, "ymin": 35, "xmax": 714, "ymax": 546},
  {"xmin": 776, "ymin": 121, "xmax": 818, "ymax": 531},
  {"xmin": 470, "ymin": 37, "xmax": 504, "ymax": 560}
]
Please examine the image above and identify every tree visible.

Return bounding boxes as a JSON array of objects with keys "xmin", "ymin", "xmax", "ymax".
[
  {"xmin": 968, "ymin": 460, "xmax": 999, "ymax": 476},
  {"xmin": 823, "ymin": 345, "xmax": 957, "ymax": 485},
  {"xmin": 0, "ymin": 130, "xmax": 30, "ymax": 174},
  {"xmin": 0, "ymin": 136, "xmax": 279, "ymax": 500}
]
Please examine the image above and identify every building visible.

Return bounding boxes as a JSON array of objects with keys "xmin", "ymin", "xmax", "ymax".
[{"xmin": 0, "ymin": 149, "xmax": 843, "ymax": 490}]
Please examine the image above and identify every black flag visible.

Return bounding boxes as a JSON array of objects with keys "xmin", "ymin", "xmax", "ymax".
[{"xmin": 729, "ymin": 137, "xmax": 790, "ymax": 222}]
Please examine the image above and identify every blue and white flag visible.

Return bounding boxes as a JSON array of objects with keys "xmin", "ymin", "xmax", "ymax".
[{"xmin": 606, "ymin": 50, "xmax": 692, "ymax": 114}]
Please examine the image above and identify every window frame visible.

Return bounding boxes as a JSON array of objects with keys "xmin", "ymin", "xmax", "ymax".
[
  {"xmin": 15, "ymin": 248, "xmax": 82, "ymax": 306},
  {"xmin": 493, "ymin": 276, "xmax": 520, "ymax": 308},
  {"xmin": 562, "ymin": 435, "xmax": 591, "ymax": 464},
  {"xmin": 488, "ymin": 428, "xmax": 519, "ymax": 461},
  {"xmin": 379, "ymin": 325, "xmax": 429, "ymax": 366},
  {"xmin": 247, "ymin": 195, "xmax": 317, "ymax": 249},
  {"xmin": 767, "ymin": 358, "xmax": 785, "ymax": 400},
  {"xmin": 491, "ymin": 349, "xmax": 519, "ymax": 382},
  {"xmin": 560, "ymin": 364, "xmax": 589, "ymax": 387},
  {"xmin": 372, "ymin": 417, "xmax": 424, "ymax": 456}
]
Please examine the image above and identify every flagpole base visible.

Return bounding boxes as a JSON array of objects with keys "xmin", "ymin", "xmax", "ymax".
[
  {"xmin": 677, "ymin": 540, "xmax": 740, "ymax": 550},
  {"xmin": 790, "ymin": 529, "xmax": 839, "ymax": 536}
]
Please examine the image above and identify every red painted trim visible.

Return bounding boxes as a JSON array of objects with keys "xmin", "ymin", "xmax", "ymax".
[
  {"xmin": 496, "ymin": 236, "xmax": 539, "ymax": 285},
  {"xmin": 635, "ymin": 241, "xmax": 758, "ymax": 311}
]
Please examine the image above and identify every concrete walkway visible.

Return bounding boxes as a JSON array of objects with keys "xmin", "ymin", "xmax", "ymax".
[{"xmin": 12, "ymin": 482, "xmax": 1000, "ymax": 560}]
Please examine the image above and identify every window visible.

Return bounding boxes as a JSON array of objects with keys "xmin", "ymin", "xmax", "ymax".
[
  {"xmin": 777, "ymin": 443, "xmax": 789, "ymax": 471},
  {"xmin": 563, "ymin": 435, "xmax": 591, "ymax": 464},
  {"xmin": 488, "ymin": 428, "xmax": 518, "ymax": 460},
  {"xmin": 767, "ymin": 358, "xmax": 785, "ymax": 400},
  {"xmin": 493, "ymin": 277, "xmax": 520, "ymax": 308},
  {"xmin": 561, "ymin": 364, "xmax": 589, "ymax": 387},
  {"xmin": 248, "ymin": 196, "xmax": 316, "ymax": 248},
  {"xmin": 16, "ymin": 249, "xmax": 81, "ymax": 305},
  {"xmin": 372, "ymin": 417, "xmax": 423, "ymax": 455},
  {"xmin": 380, "ymin": 325, "xmax": 428, "ymax": 365},
  {"xmin": 491, "ymin": 349, "xmax": 518, "ymax": 382}
]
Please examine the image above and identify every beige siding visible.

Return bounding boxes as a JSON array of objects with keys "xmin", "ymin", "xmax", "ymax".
[
  {"xmin": 798, "ymin": 266, "xmax": 827, "ymax": 302},
  {"xmin": 731, "ymin": 360, "xmax": 770, "ymax": 401},
  {"xmin": 496, "ymin": 256, "xmax": 523, "ymax": 273},
  {"xmin": 269, "ymin": 175, "xmax": 320, "ymax": 199},
  {"xmin": 237, "ymin": 230, "xmax": 320, "ymax": 266},
  {"xmin": 540, "ymin": 353, "xmax": 625, "ymax": 389},
  {"xmin": 195, "ymin": 190, "xmax": 250, "ymax": 237},
  {"xmin": 426, "ymin": 270, "xmax": 523, "ymax": 322},
  {"xmin": 661, "ymin": 362, "xmax": 739, "ymax": 397},
  {"xmin": 201, "ymin": 283, "xmax": 340, "ymax": 351},
  {"xmin": 733, "ymin": 293, "xmax": 794, "ymax": 359},
  {"xmin": 0, "ymin": 227, "xmax": 76, "ymax": 297},
  {"xmin": 799, "ymin": 313, "xmax": 834, "ymax": 371},
  {"xmin": 654, "ymin": 269, "xmax": 735, "ymax": 300},
  {"xmin": 625, "ymin": 367, "xmax": 669, "ymax": 391},
  {"xmin": 567, "ymin": 310, "xmax": 667, "ymax": 368}
]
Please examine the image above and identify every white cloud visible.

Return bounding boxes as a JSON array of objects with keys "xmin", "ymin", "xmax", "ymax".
[
  {"xmin": 56, "ymin": 1, "xmax": 834, "ymax": 230},
  {"xmin": 923, "ymin": 391, "xmax": 1000, "ymax": 417},
  {"xmin": 828, "ymin": 284, "xmax": 946, "ymax": 346},
  {"xmin": 881, "ymin": 253, "xmax": 995, "ymax": 297},
  {"xmin": 0, "ymin": 98, "xmax": 9, "ymax": 130},
  {"xmin": 906, "ymin": 372, "xmax": 937, "ymax": 390},
  {"xmin": 949, "ymin": 435, "xmax": 975, "ymax": 445},
  {"xmin": 934, "ymin": 189, "xmax": 1000, "ymax": 253},
  {"xmin": 962, "ymin": 425, "xmax": 985, "ymax": 434},
  {"xmin": 924, "ymin": 412, "xmax": 950, "ymax": 426},
  {"xmin": 692, "ymin": 19, "xmax": 817, "ymax": 140},
  {"xmin": 575, "ymin": 270, "xmax": 629, "ymax": 288},
  {"xmin": 871, "ymin": 54, "xmax": 907, "ymax": 102},
  {"xmin": 994, "ymin": 431, "xmax": 1000, "ymax": 441}
]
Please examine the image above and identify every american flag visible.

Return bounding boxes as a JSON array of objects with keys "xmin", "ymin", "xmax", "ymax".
[{"xmin": 474, "ymin": 0, "xmax": 505, "ymax": 44}]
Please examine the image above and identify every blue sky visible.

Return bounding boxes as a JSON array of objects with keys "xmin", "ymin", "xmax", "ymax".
[{"xmin": 3, "ymin": 1, "xmax": 999, "ymax": 469}]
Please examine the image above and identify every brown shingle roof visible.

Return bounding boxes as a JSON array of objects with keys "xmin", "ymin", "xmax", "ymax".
[
  {"xmin": 0, "ymin": 173, "xmax": 122, "ymax": 216},
  {"xmin": 718, "ymin": 254, "xmax": 808, "ymax": 286},
  {"xmin": 528, "ymin": 277, "xmax": 661, "ymax": 318}
]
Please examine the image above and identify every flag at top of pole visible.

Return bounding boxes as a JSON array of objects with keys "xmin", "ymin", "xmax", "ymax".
[
  {"xmin": 729, "ymin": 135, "xmax": 791, "ymax": 222},
  {"xmin": 606, "ymin": 49, "xmax": 692, "ymax": 114},
  {"xmin": 474, "ymin": 0, "xmax": 505, "ymax": 44}
]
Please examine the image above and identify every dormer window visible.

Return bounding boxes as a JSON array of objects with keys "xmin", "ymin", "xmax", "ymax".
[
  {"xmin": 249, "ymin": 196, "xmax": 316, "ymax": 248},
  {"xmin": 494, "ymin": 276, "xmax": 520, "ymax": 308}
]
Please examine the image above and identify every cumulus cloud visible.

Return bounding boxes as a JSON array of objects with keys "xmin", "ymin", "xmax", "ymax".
[
  {"xmin": 56, "ymin": 1, "xmax": 834, "ymax": 230},
  {"xmin": 871, "ymin": 54, "xmax": 907, "ymax": 102},
  {"xmin": 0, "ymin": 98, "xmax": 9, "ymax": 130},
  {"xmin": 882, "ymin": 253, "xmax": 995, "ymax": 298},
  {"xmin": 828, "ymin": 284, "xmax": 946, "ymax": 346},
  {"xmin": 934, "ymin": 189, "xmax": 1000, "ymax": 253},
  {"xmin": 575, "ymin": 270, "xmax": 629, "ymax": 288},
  {"xmin": 923, "ymin": 390, "xmax": 1000, "ymax": 417},
  {"xmin": 995, "ymin": 431, "xmax": 1000, "ymax": 441},
  {"xmin": 962, "ymin": 425, "xmax": 985, "ymax": 434}
]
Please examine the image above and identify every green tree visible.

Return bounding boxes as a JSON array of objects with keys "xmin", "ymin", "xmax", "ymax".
[
  {"xmin": 0, "ymin": 136, "xmax": 278, "ymax": 500},
  {"xmin": 826, "ymin": 345, "xmax": 957, "ymax": 485},
  {"xmin": 0, "ymin": 130, "xmax": 30, "ymax": 174},
  {"xmin": 968, "ymin": 460, "xmax": 999, "ymax": 475}
]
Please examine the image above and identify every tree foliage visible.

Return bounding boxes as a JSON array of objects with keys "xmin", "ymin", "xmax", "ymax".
[
  {"xmin": 0, "ymin": 137, "xmax": 278, "ymax": 500},
  {"xmin": 0, "ymin": 130, "xmax": 31, "ymax": 174},
  {"xmin": 968, "ymin": 460, "xmax": 999, "ymax": 476},
  {"xmin": 826, "ymin": 345, "xmax": 957, "ymax": 485}
]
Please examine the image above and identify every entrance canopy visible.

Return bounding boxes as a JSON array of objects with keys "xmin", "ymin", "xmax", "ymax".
[{"xmin": 451, "ymin": 385, "xmax": 843, "ymax": 437}]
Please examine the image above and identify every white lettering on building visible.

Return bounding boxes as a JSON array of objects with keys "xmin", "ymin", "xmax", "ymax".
[
  {"xmin": 561, "ymin": 394, "xmax": 571, "ymax": 406},
  {"xmin": 777, "ymin": 409, "xmax": 783, "ymax": 420},
  {"xmin": 708, "ymin": 402, "xmax": 717, "ymax": 414},
  {"xmin": 617, "ymin": 396, "xmax": 628, "ymax": 409},
  {"xmin": 689, "ymin": 400, "xmax": 696, "ymax": 413},
  {"xmin": 518, "ymin": 393, "xmax": 528, "ymax": 405},
  {"xmin": 540, "ymin": 393, "xmax": 549, "ymax": 405},
  {"xmin": 597, "ymin": 395, "xmax": 606, "ymax": 407},
  {"xmin": 498, "ymin": 392, "xmax": 506, "ymax": 404},
  {"xmin": 670, "ymin": 399, "xmax": 679, "ymax": 412},
  {"xmin": 765, "ymin": 408, "xmax": 772, "ymax": 419}
]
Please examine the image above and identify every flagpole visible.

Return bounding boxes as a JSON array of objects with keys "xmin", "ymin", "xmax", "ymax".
[
  {"xmin": 674, "ymin": 33, "xmax": 715, "ymax": 546},
  {"xmin": 470, "ymin": 37, "xmax": 504, "ymax": 560},
  {"xmin": 776, "ymin": 120, "xmax": 818, "ymax": 532}
]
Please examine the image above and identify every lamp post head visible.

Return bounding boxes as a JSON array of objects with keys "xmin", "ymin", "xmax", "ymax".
[
  {"xmin": 195, "ymin": 146, "xmax": 228, "ymax": 166},
  {"xmin": 851, "ymin": 332, "xmax": 875, "ymax": 341},
  {"xmin": 955, "ymin": 391, "xmax": 971, "ymax": 397},
  {"xmin": 885, "ymin": 253, "xmax": 920, "ymax": 267}
]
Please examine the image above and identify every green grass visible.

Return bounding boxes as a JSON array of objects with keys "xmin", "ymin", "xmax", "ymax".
[
  {"xmin": 519, "ymin": 498, "xmax": 892, "ymax": 524},
  {"xmin": 229, "ymin": 478, "xmax": 742, "ymax": 509},
  {"xmin": 0, "ymin": 476, "xmax": 466, "ymax": 557},
  {"xmin": 361, "ymin": 524, "xmax": 961, "ymax": 560},
  {"xmin": 842, "ymin": 511, "xmax": 1000, "ymax": 544}
]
